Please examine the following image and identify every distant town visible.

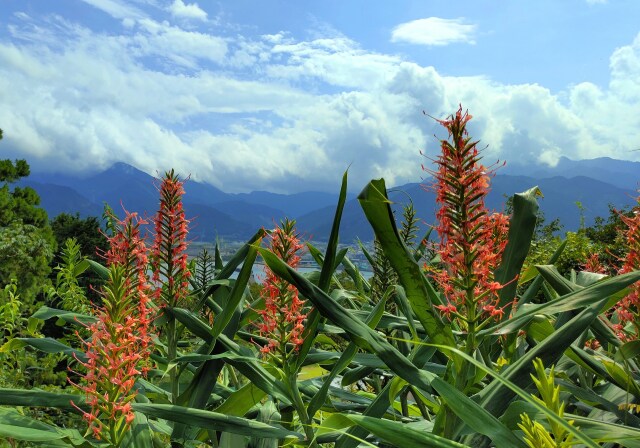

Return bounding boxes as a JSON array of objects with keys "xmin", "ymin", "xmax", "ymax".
[{"xmin": 186, "ymin": 239, "xmax": 376, "ymax": 279}]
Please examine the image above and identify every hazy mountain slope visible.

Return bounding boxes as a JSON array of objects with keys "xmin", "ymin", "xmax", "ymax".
[
  {"xmin": 20, "ymin": 181, "xmax": 103, "ymax": 219},
  {"xmin": 22, "ymin": 161, "xmax": 639, "ymax": 242},
  {"xmin": 505, "ymin": 157, "xmax": 640, "ymax": 191},
  {"xmin": 296, "ymin": 174, "xmax": 638, "ymax": 242}
]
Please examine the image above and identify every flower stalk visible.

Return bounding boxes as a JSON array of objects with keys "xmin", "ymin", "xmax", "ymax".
[
  {"xmin": 257, "ymin": 218, "xmax": 307, "ymax": 365},
  {"xmin": 615, "ymin": 194, "xmax": 640, "ymax": 340},
  {"xmin": 256, "ymin": 218, "xmax": 315, "ymax": 446},
  {"xmin": 424, "ymin": 106, "xmax": 510, "ymax": 437},
  {"xmin": 71, "ymin": 212, "xmax": 152, "ymax": 447},
  {"xmin": 151, "ymin": 169, "xmax": 191, "ymax": 403},
  {"xmin": 424, "ymin": 106, "xmax": 510, "ymax": 344}
]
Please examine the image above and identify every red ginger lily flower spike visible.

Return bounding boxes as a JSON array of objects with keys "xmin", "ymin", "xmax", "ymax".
[{"xmin": 423, "ymin": 105, "xmax": 511, "ymax": 329}]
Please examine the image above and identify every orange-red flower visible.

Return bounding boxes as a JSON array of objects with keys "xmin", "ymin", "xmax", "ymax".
[
  {"xmin": 71, "ymin": 212, "xmax": 152, "ymax": 445},
  {"xmin": 423, "ymin": 106, "xmax": 510, "ymax": 326},
  {"xmin": 257, "ymin": 219, "xmax": 307, "ymax": 361},
  {"xmin": 152, "ymin": 169, "xmax": 191, "ymax": 308},
  {"xmin": 615, "ymin": 195, "xmax": 640, "ymax": 340}
]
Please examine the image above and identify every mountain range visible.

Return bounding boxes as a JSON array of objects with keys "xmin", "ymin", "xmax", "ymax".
[{"xmin": 20, "ymin": 158, "xmax": 639, "ymax": 242}]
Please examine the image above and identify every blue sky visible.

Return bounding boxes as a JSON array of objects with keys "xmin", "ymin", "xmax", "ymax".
[{"xmin": 0, "ymin": 0, "xmax": 639, "ymax": 193}]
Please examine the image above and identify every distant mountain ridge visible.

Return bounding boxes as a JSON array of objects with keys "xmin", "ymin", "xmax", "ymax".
[
  {"xmin": 504, "ymin": 156, "xmax": 640, "ymax": 191},
  {"xmin": 22, "ymin": 157, "xmax": 639, "ymax": 242}
]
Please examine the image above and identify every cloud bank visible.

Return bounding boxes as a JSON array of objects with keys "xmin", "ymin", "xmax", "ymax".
[
  {"xmin": 391, "ymin": 17, "xmax": 477, "ymax": 46},
  {"xmin": 0, "ymin": 5, "xmax": 639, "ymax": 194}
]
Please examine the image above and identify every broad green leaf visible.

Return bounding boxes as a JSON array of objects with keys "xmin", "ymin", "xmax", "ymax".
[
  {"xmin": 430, "ymin": 377, "xmax": 525, "ymax": 447},
  {"xmin": 133, "ymin": 403, "xmax": 302, "ymax": 440},
  {"xmin": 213, "ymin": 382, "xmax": 266, "ymax": 417},
  {"xmin": 0, "ymin": 408, "xmax": 87, "ymax": 445},
  {"xmin": 211, "ymin": 246, "xmax": 257, "ymax": 339},
  {"xmin": 0, "ymin": 388, "xmax": 87, "ymax": 410},
  {"xmin": 250, "ymin": 399, "xmax": 281, "ymax": 448},
  {"xmin": 517, "ymin": 240, "xmax": 567, "ymax": 307},
  {"xmin": 307, "ymin": 291, "xmax": 387, "ymax": 418},
  {"xmin": 122, "ymin": 394, "xmax": 154, "ymax": 448},
  {"xmin": 555, "ymin": 379, "xmax": 640, "ymax": 427},
  {"xmin": 570, "ymin": 415, "xmax": 640, "ymax": 447},
  {"xmin": 476, "ymin": 298, "xmax": 607, "ymax": 423},
  {"xmin": 433, "ymin": 346, "xmax": 600, "ymax": 448},
  {"xmin": 495, "ymin": 187, "xmax": 540, "ymax": 313},
  {"xmin": 219, "ymin": 432, "xmax": 249, "ymax": 448},
  {"xmin": 358, "ymin": 179, "xmax": 456, "ymax": 352},
  {"xmin": 169, "ymin": 305, "xmax": 290, "ymax": 443},
  {"xmin": 341, "ymin": 253, "xmax": 371, "ymax": 294},
  {"xmin": 86, "ymin": 258, "xmax": 109, "ymax": 280},
  {"xmin": 257, "ymin": 246, "xmax": 438, "ymax": 392},
  {"xmin": 296, "ymin": 171, "xmax": 349, "ymax": 372},
  {"xmin": 31, "ymin": 306, "xmax": 97, "ymax": 326},
  {"xmin": 0, "ymin": 337, "xmax": 86, "ymax": 362},
  {"xmin": 215, "ymin": 229, "xmax": 266, "ymax": 281},
  {"xmin": 481, "ymin": 269, "xmax": 640, "ymax": 336},
  {"xmin": 335, "ymin": 381, "xmax": 395, "ymax": 448},
  {"xmin": 615, "ymin": 340, "xmax": 640, "ymax": 363},
  {"xmin": 601, "ymin": 359, "xmax": 640, "ymax": 399},
  {"xmin": 329, "ymin": 413, "xmax": 470, "ymax": 448}
]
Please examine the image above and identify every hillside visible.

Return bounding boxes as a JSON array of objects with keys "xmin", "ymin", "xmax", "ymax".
[{"xmin": 21, "ymin": 158, "xmax": 639, "ymax": 242}]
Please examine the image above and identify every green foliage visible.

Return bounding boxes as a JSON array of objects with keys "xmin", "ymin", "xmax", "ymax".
[
  {"xmin": 47, "ymin": 238, "xmax": 91, "ymax": 315},
  {"xmin": 370, "ymin": 203, "xmax": 421, "ymax": 311},
  {"xmin": 1, "ymin": 113, "xmax": 639, "ymax": 448},
  {"xmin": 0, "ymin": 153, "xmax": 55, "ymax": 309},
  {"xmin": 50, "ymin": 213, "xmax": 108, "ymax": 303},
  {"xmin": 50, "ymin": 213, "xmax": 108, "ymax": 263},
  {"xmin": 0, "ymin": 223, "xmax": 54, "ymax": 307},
  {"xmin": 518, "ymin": 359, "xmax": 576, "ymax": 448},
  {"xmin": 0, "ymin": 280, "xmax": 66, "ymax": 390}
]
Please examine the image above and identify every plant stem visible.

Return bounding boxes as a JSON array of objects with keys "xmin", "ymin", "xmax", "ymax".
[
  {"xmin": 285, "ymin": 366, "xmax": 317, "ymax": 448},
  {"xmin": 167, "ymin": 317, "xmax": 178, "ymax": 403}
]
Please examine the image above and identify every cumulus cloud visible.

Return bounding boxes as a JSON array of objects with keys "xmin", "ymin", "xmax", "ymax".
[
  {"xmin": 0, "ymin": 7, "xmax": 639, "ymax": 194},
  {"xmin": 168, "ymin": 0, "xmax": 208, "ymax": 21},
  {"xmin": 391, "ymin": 17, "xmax": 477, "ymax": 46}
]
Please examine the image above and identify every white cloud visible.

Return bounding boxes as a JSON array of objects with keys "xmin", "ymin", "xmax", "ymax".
[
  {"xmin": 79, "ymin": 0, "xmax": 147, "ymax": 20},
  {"xmin": 168, "ymin": 0, "xmax": 208, "ymax": 21},
  {"xmin": 391, "ymin": 17, "xmax": 477, "ymax": 46},
  {"xmin": 1, "ymin": 11, "xmax": 640, "ymax": 194},
  {"xmin": 133, "ymin": 19, "xmax": 227, "ymax": 67}
]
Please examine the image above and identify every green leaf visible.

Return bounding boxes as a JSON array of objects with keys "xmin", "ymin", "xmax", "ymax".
[
  {"xmin": 615, "ymin": 339, "xmax": 640, "ymax": 363},
  {"xmin": 213, "ymin": 382, "xmax": 266, "ymax": 417},
  {"xmin": 0, "ymin": 337, "xmax": 86, "ymax": 362},
  {"xmin": 476, "ymin": 298, "xmax": 608, "ymax": 423},
  {"xmin": 331, "ymin": 414, "xmax": 470, "ymax": 448},
  {"xmin": 570, "ymin": 415, "xmax": 640, "ymax": 447},
  {"xmin": 257, "ymin": 246, "xmax": 438, "ymax": 392},
  {"xmin": 601, "ymin": 359, "xmax": 640, "ymax": 399},
  {"xmin": 432, "ymin": 346, "xmax": 600, "ymax": 448},
  {"xmin": 495, "ymin": 187, "xmax": 540, "ymax": 313},
  {"xmin": 481, "ymin": 269, "xmax": 640, "ymax": 336},
  {"xmin": 31, "ymin": 305, "xmax": 97, "ymax": 326},
  {"xmin": 358, "ymin": 179, "xmax": 456, "ymax": 352},
  {"xmin": 0, "ymin": 388, "xmax": 87, "ymax": 410},
  {"xmin": 86, "ymin": 258, "xmax": 109, "ymax": 280},
  {"xmin": 307, "ymin": 293, "xmax": 387, "ymax": 418},
  {"xmin": 0, "ymin": 408, "xmax": 87, "ymax": 444},
  {"xmin": 430, "ymin": 377, "xmax": 525, "ymax": 447},
  {"xmin": 133, "ymin": 403, "xmax": 302, "ymax": 440},
  {"xmin": 211, "ymin": 246, "xmax": 257, "ymax": 339},
  {"xmin": 123, "ymin": 394, "xmax": 154, "ymax": 448},
  {"xmin": 296, "ymin": 171, "xmax": 349, "ymax": 372}
]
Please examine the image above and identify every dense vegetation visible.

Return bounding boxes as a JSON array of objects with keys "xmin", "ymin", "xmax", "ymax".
[{"xmin": 0, "ymin": 110, "xmax": 639, "ymax": 448}]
